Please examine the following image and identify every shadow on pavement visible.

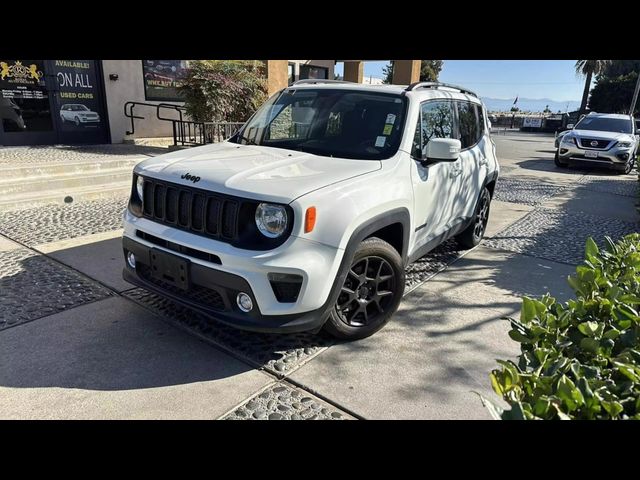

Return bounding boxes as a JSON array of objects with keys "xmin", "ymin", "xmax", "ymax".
[
  {"xmin": 0, "ymin": 295, "xmax": 256, "ymax": 391},
  {"xmin": 289, "ymin": 246, "xmax": 575, "ymax": 418}
]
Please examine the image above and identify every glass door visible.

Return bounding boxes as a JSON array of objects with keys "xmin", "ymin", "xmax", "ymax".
[{"xmin": 0, "ymin": 59, "xmax": 58, "ymax": 145}]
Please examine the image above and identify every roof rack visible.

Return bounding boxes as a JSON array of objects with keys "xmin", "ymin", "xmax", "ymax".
[
  {"xmin": 292, "ymin": 79, "xmax": 354, "ymax": 86},
  {"xmin": 406, "ymin": 81, "xmax": 478, "ymax": 98}
]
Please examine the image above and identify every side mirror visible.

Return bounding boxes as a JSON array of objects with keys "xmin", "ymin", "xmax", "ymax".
[
  {"xmin": 422, "ymin": 138, "xmax": 461, "ymax": 164},
  {"xmin": 566, "ymin": 123, "xmax": 574, "ymax": 129}
]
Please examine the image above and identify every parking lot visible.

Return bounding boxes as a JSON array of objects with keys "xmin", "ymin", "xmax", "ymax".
[{"xmin": 1, "ymin": 132, "xmax": 638, "ymax": 419}]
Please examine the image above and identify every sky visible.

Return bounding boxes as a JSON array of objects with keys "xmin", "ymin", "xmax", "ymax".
[{"xmin": 334, "ymin": 60, "xmax": 585, "ymax": 101}]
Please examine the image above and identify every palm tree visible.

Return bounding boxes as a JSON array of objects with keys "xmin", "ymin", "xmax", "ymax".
[{"xmin": 575, "ymin": 60, "xmax": 610, "ymax": 115}]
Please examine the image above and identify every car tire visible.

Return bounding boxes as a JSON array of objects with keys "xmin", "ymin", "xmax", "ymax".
[
  {"xmin": 323, "ymin": 237, "xmax": 405, "ymax": 341},
  {"xmin": 455, "ymin": 187, "xmax": 491, "ymax": 250},
  {"xmin": 616, "ymin": 156, "xmax": 635, "ymax": 175},
  {"xmin": 60, "ymin": 115, "xmax": 65, "ymax": 124},
  {"xmin": 74, "ymin": 117, "xmax": 80, "ymax": 127},
  {"xmin": 554, "ymin": 150, "xmax": 568, "ymax": 168}
]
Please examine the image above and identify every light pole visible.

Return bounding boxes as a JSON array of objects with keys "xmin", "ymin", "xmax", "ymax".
[{"xmin": 630, "ymin": 72, "xmax": 640, "ymax": 116}]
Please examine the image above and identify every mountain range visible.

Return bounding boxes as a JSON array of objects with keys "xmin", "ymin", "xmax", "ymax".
[{"xmin": 481, "ymin": 97, "xmax": 581, "ymax": 113}]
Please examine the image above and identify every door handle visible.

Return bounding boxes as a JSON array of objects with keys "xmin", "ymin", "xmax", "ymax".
[{"xmin": 449, "ymin": 168, "xmax": 462, "ymax": 178}]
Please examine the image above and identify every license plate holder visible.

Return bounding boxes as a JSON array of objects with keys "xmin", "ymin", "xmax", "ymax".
[
  {"xmin": 149, "ymin": 248, "xmax": 190, "ymax": 290},
  {"xmin": 585, "ymin": 150, "xmax": 599, "ymax": 159}
]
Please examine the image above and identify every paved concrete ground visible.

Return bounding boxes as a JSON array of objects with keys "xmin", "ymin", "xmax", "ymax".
[{"xmin": 0, "ymin": 134, "xmax": 638, "ymax": 419}]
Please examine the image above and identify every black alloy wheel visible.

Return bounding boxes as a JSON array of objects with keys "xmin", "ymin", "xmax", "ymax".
[
  {"xmin": 336, "ymin": 256, "xmax": 396, "ymax": 327},
  {"xmin": 323, "ymin": 237, "xmax": 404, "ymax": 340},
  {"xmin": 455, "ymin": 186, "xmax": 492, "ymax": 249},
  {"xmin": 473, "ymin": 188, "xmax": 491, "ymax": 242}
]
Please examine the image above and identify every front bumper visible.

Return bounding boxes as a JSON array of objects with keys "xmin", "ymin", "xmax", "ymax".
[
  {"xmin": 558, "ymin": 142, "xmax": 635, "ymax": 169},
  {"xmin": 123, "ymin": 236, "xmax": 330, "ymax": 333},
  {"xmin": 122, "ymin": 210, "xmax": 345, "ymax": 333}
]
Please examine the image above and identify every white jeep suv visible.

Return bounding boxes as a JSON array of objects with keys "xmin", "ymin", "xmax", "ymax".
[
  {"xmin": 122, "ymin": 80, "xmax": 499, "ymax": 340},
  {"xmin": 555, "ymin": 112, "xmax": 639, "ymax": 174}
]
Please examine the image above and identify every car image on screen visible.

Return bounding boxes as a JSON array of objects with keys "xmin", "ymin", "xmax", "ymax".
[{"xmin": 59, "ymin": 104, "xmax": 100, "ymax": 127}]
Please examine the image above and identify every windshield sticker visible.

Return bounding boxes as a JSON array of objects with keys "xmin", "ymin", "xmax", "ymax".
[
  {"xmin": 385, "ymin": 113, "xmax": 396, "ymax": 125},
  {"xmin": 383, "ymin": 124, "xmax": 393, "ymax": 135},
  {"xmin": 375, "ymin": 136, "xmax": 386, "ymax": 147}
]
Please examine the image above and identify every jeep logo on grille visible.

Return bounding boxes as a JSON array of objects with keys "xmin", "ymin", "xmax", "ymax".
[
  {"xmin": 181, "ymin": 173, "xmax": 201, "ymax": 183},
  {"xmin": 590, "ymin": 140, "xmax": 599, "ymax": 147}
]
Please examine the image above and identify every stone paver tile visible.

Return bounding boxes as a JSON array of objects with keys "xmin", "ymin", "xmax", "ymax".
[
  {"xmin": 223, "ymin": 382, "xmax": 353, "ymax": 420},
  {"xmin": 0, "ymin": 297, "xmax": 272, "ymax": 419}
]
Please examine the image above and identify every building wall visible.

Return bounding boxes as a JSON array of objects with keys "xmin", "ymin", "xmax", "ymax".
[
  {"xmin": 288, "ymin": 60, "xmax": 335, "ymax": 83},
  {"xmin": 101, "ymin": 60, "xmax": 185, "ymax": 143},
  {"xmin": 101, "ymin": 60, "xmax": 336, "ymax": 143}
]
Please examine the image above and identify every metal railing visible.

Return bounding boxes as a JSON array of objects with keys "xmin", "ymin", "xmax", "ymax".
[
  {"xmin": 123, "ymin": 101, "xmax": 244, "ymax": 147},
  {"xmin": 173, "ymin": 121, "xmax": 244, "ymax": 147}
]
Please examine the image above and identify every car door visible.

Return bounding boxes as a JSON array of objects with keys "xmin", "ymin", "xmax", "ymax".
[
  {"xmin": 455, "ymin": 99, "xmax": 487, "ymax": 220},
  {"xmin": 410, "ymin": 99, "xmax": 462, "ymax": 251}
]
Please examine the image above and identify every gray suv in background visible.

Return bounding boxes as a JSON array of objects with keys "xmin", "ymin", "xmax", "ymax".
[{"xmin": 555, "ymin": 112, "xmax": 639, "ymax": 174}]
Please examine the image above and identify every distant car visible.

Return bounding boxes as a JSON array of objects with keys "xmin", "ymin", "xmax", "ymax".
[
  {"xmin": 555, "ymin": 112, "xmax": 639, "ymax": 174},
  {"xmin": 60, "ymin": 104, "xmax": 100, "ymax": 126}
]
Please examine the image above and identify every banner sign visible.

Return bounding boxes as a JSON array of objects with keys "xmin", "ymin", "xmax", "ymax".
[
  {"xmin": 523, "ymin": 117, "xmax": 543, "ymax": 128},
  {"xmin": 142, "ymin": 60, "xmax": 189, "ymax": 101}
]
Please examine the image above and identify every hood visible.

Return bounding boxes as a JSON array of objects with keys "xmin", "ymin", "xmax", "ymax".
[
  {"xmin": 572, "ymin": 129, "xmax": 634, "ymax": 142},
  {"xmin": 135, "ymin": 142, "xmax": 381, "ymax": 204}
]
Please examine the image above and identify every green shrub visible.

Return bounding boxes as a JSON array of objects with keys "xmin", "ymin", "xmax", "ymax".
[
  {"xmin": 177, "ymin": 60, "xmax": 267, "ymax": 122},
  {"xmin": 482, "ymin": 234, "xmax": 640, "ymax": 420}
]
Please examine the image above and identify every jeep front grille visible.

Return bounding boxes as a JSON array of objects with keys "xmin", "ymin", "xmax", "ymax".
[{"xmin": 141, "ymin": 178, "xmax": 240, "ymax": 243}]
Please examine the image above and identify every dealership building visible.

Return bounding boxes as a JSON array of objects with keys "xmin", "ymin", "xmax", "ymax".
[{"xmin": 0, "ymin": 59, "xmax": 421, "ymax": 146}]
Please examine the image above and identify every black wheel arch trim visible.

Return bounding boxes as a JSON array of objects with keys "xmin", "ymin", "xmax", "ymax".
[{"xmin": 311, "ymin": 207, "xmax": 411, "ymax": 329}]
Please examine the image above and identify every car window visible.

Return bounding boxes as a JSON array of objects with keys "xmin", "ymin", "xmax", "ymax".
[
  {"xmin": 235, "ymin": 89, "xmax": 407, "ymax": 160},
  {"xmin": 457, "ymin": 101, "xmax": 478, "ymax": 149},
  {"xmin": 266, "ymin": 101, "xmax": 315, "ymax": 140},
  {"xmin": 475, "ymin": 104, "xmax": 485, "ymax": 137},
  {"xmin": 412, "ymin": 100, "xmax": 455, "ymax": 157}
]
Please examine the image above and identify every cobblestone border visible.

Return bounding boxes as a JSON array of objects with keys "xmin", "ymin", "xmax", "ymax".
[
  {"xmin": 0, "ymin": 248, "xmax": 114, "ymax": 329},
  {"xmin": 0, "ymin": 196, "xmax": 128, "ymax": 246},
  {"xmin": 484, "ymin": 207, "xmax": 640, "ymax": 265},
  {"xmin": 578, "ymin": 175, "xmax": 640, "ymax": 198},
  {"xmin": 0, "ymin": 144, "xmax": 163, "ymax": 165},
  {"xmin": 493, "ymin": 176, "xmax": 568, "ymax": 206},
  {"xmin": 223, "ymin": 382, "xmax": 353, "ymax": 420}
]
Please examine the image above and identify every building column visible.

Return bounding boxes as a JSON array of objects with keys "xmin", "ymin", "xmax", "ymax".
[
  {"xmin": 392, "ymin": 60, "xmax": 421, "ymax": 85},
  {"xmin": 343, "ymin": 61, "xmax": 364, "ymax": 83},
  {"xmin": 265, "ymin": 60, "xmax": 288, "ymax": 96}
]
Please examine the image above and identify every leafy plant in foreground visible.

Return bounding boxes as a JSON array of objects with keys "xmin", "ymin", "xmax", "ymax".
[{"xmin": 482, "ymin": 234, "xmax": 640, "ymax": 419}]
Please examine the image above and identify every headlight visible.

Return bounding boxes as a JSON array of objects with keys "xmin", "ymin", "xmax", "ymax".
[
  {"xmin": 561, "ymin": 135, "xmax": 575, "ymax": 145},
  {"xmin": 136, "ymin": 175, "xmax": 144, "ymax": 201},
  {"xmin": 255, "ymin": 203, "xmax": 288, "ymax": 238},
  {"xmin": 617, "ymin": 141, "xmax": 632, "ymax": 148}
]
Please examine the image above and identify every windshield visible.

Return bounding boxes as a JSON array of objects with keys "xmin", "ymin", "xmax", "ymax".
[
  {"xmin": 575, "ymin": 116, "xmax": 632, "ymax": 134},
  {"xmin": 231, "ymin": 88, "xmax": 407, "ymax": 160}
]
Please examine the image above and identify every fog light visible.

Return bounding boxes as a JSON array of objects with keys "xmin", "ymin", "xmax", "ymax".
[
  {"xmin": 236, "ymin": 292, "xmax": 253, "ymax": 312},
  {"xmin": 126, "ymin": 251, "xmax": 136, "ymax": 269}
]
